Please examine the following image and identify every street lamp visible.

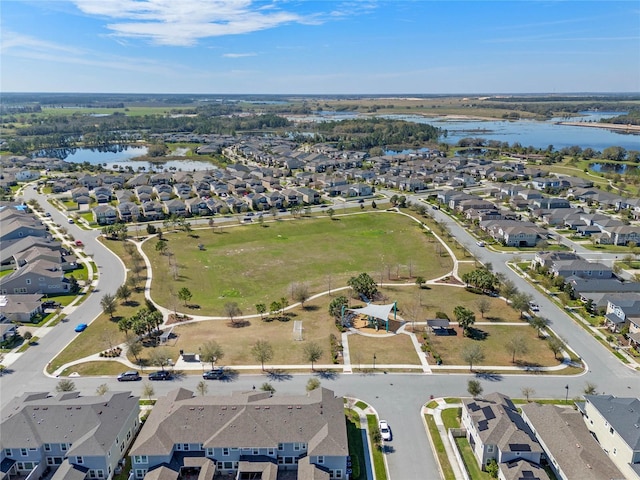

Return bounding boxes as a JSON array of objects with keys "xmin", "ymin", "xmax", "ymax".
[
  {"xmin": 565, "ymin": 384, "xmax": 569, "ymax": 404},
  {"xmin": 373, "ymin": 353, "xmax": 377, "ymax": 370}
]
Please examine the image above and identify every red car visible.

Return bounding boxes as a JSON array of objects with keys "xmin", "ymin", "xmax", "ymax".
[{"xmin": 75, "ymin": 240, "xmax": 83, "ymax": 247}]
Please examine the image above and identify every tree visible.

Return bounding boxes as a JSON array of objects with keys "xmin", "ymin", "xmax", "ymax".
[
  {"xmin": 547, "ymin": 336, "xmax": 565, "ymax": 360},
  {"xmin": 178, "ymin": 287, "xmax": 193, "ymax": 306},
  {"xmin": 23, "ymin": 331, "xmax": 33, "ymax": 344},
  {"xmin": 521, "ymin": 387, "xmax": 535, "ymax": 402},
  {"xmin": 142, "ymin": 382, "xmax": 155, "ymax": 401},
  {"xmin": 327, "ymin": 207, "xmax": 335, "ymax": 220},
  {"xmin": 255, "ymin": 303, "xmax": 267, "ymax": 320},
  {"xmin": 155, "ymin": 239, "xmax": 168, "ymax": 255},
  {"xmin": 55, "ymin": 379, "xmax": 76, "ymax": 392},
  {"xmin": 453, "ymin": 305, "xmax": 476, "ymax": 336},
  {"xmin": 100, "ymin": 293, "xmax": 117, "ymax": 319},
  {"xmin": 306, "ymin": 378, "xmax": 321, "ymax": 392},
  {"xmin": 291, "ymin": 282, "xmax": 310, "ymax": 307},
  {"xmin": 328, "ymin": 296, "xmax": 349, "ymax": 319},
  {"xmin": 476, "ymin": 298, "xmax": 491, "ymax": 319},
  {"xmin": 486, "ymin": 459, "xmax": 499, "ymax": 479},
  {"xmin": 279, "ymin": 296, "xmax": 289, "ymax": 315},
  {"xmin": 224, "ymin": 302, "xmax": 242, "ymax": 324},
  {"xmin": 118, "ymin": 317, "xmax": 133, "ymax": 337},
  {"xmin": 116, "ymin": 284, "xmax": 132, "ymax": 305},
  {"xmin": 270, "ymin": 300, "xmax": 281, "ymax": 316},
  {"xmin": 96, "ymin": 383, "xmax": 109, "ymax": 395},
  {"xmin": 510, "ymin": 292, "xmax": 532, "ymax": 318},
  {"xmin": 530, "ymin": 316, "xmax": 548, "ymax": 338},
  {"xmin": 499, "ymin": 279, "xmax": 517, "ymax": 303},
  {"xmin": 347, "ymin": 272, "xmax": 378, "ymax": 300},
  {"xmin": 126, "ymin": 336, "xmax": 143, "ymax": 363},
  {"xmin": 303, "ymin": 342, "xmax": 323, "ymax": 371},
  {"xmin": 583, "ymin": 382, "xmax": 598, "ymax": 395},
  {"xmin": 415, "ymin": 276, "xmax": 426, "ymax": 289},
  {"xmin": 461, "ymin": 344, "xmax": 485, "ymax": 372},
  {"xmin": 251, "ymin": 340, "xmax": 274, "ymax": 371},
  {"xmin": 197, "ymin": 380, "xmax": 208, "ymax": 396},
  {"xmin": 261, "ymin": 382, "xmax": 276, "ymax": 394},
  {"xmin": 148, "ymin": 348, "xmax": 171, "ymax": 371},
  {"xmin": 467, "ymin": 379, "xmax": 483, "ymax": 398},
  {"xmin": 505, "ymin": 336, "xmax": 529, "ymax": 363},
  {"xmin": 146, "ymin": 224, "xmax": 157, "ymax": 235},
  {"xmin": 199, "ymin": 340, "xmax": 224, "ymax": 369}
]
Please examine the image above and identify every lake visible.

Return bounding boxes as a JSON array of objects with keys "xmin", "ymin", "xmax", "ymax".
[{"xmin": 35, "ymin": 145, "xmax": 219, "ymax": 171}]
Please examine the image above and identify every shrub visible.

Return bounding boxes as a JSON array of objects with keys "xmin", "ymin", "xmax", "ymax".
[{"xmin": 435, "ymin": 311, "xmax": 449, "ymax": 320}]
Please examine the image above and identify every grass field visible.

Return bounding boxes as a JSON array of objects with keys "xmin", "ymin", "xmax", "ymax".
[
  {"xmin": 346, "ymin": 334, "xmax": 421, "ymax": 367},
  {"xmin": 429, "ymin": 324, "xmax": 561, "ymax": 368},
  {"xmin": 144, "ymin": 212, "xmax": 453, "ymax": 314}
]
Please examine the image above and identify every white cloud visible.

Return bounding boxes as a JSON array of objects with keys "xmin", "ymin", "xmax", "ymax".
[
  {"xmin": 222, "ymin": 52, "xmax": 257, "ymax": 58},
  {"xmin": 0, "ymin": 31, "xmax": 86, "ymax": 56},
  {"xmin": 71, "ymin": 0, "xmax": 317, "ymax": 46}
]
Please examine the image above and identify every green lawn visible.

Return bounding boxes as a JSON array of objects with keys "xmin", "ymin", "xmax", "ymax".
[
  {"xmin": 345, "ymin": 410, "xmax": 365, "ymax": 480},
  {"xmin": 455, "ymin": 437, "xmax": 492, "ymax": 480},
  {"xmin": 441, "ymin": 408, "xmax": 461, "ymax": 429},
  {"xmin": 144, "ymin": 212, "xmax": 452, "ymax": 314},
  {"xmin": 424, "ymin": 414, "xmax": 456, "ymax": 480}
]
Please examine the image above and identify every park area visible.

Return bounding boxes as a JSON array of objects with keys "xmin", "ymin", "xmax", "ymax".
[{"xmin": 142, "ymin": 212, "xmax": 453, "ymax": 314}]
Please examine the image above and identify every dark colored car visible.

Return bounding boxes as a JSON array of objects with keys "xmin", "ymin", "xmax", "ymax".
[
  {"xmin": 202, "ymin": 367, "xmax": 225, "ymax": 380},
  {"xmin": 117, "ymin": 371, "xmax": 141, "ymax": 382},
  {"xmin": 148, "ymin": 370, "xmax": 172, "ymax": 381}
]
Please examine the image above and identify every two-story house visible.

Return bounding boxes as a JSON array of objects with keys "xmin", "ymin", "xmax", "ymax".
[
  {"xmin": 1, "ymin": 390, "xmax": 140, "ymax": 480},
  {"xmin": 578, "ymin": 395, "xmax": 640, "ymax": 479},
  {"xmin": 129, "ymin": 387, "xmax": 349, "ymax": 480}
]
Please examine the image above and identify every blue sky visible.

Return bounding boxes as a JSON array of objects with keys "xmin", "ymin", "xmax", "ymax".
[{"xmin": 2, "ymin": 0, "xmax": 639, "ymax": 94}]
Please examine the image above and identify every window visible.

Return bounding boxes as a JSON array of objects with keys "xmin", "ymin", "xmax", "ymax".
[
  {"xmin": 206, "ymin": 449, "xmax": 214, "ymax": 457},
  {"xmin": 223, "ymin": 461, "xmax": 233, "ymax": 469},
  {"xmin": 317, "ymin": 456, "xmax": 324, "ymax": 464},
  {"xmin": 487, "ymin": 445, "xmax": 494, "ymax": 453},
  {"xmin": 26, "ymin": 279, "xmax": 31, "ymax": 285},
  {"xmin": 252, "ymin": 449, "xmax": 259, "ymax": 455},
  {"xmin": 135, "ymin": 469, "xmax": 147, "ymax": 479},
  {"xmin": 294, "ymin": 443, "xmax": 301, "ymax": 451},
  {"xmin": 277, "ymin": 443, "xmax": 284, "ymax": 451},
  {"xmin": 61, "ymin": 444, "xmax": 68, "ymax": 452},
  {"xmin": 20, "ymin": 449, "xmax": 28, "ymax": 457},
  {"xmin": 44, "ymin": 444, "xmax": 51, "ymax": 452},
  {"xmin": 613, "ymin": 448, "xmax": 617, "ymax": 455},
  {"xmin": 223, "ymin": 448, "xmax": 229, "ymax": 456},
  {"xmin": 76, "ymin": 456, "xmax": 84, "ymax": 465},
  {"xmin": 332, "ymin": 470, "xmax": 343, "ymax": 479},
  {"xmin": 267, "ymin": 448, "xmax": 275, "ymax": 456},
  {"xmin": 133, "ymin": 455, "xmax": 148, "ymax": 464},
  {"xmin": 5, "ymin": 449, "xmax": 12, "ymax": 457}
]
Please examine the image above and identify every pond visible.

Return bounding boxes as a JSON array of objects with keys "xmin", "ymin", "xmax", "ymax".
[{"xmin": 34, "ymin": 145, "xmax": 219, "ymax": 171}]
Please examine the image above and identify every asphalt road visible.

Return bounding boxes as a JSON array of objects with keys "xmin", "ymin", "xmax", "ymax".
[{"xmin": 2, "ymin": 185, "xmax": 638, "ymax": 480}]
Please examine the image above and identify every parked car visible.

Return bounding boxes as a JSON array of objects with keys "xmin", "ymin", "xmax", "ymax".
[
  {"xmin": 67, "ymin": 218, "xmax": 74, "ymax": 224},
  {"xmin": 148, "ymin": 370, "xmax": 172, "ymax": 381},
  {"xmin": 74, "ymin": 323, "xmax": 88, "ymax": 332},
  {"xmin": 75, "ymin": 240, "xmax": 83, "ymax": 246},
  {"xmin": 202, "ymin": 367, "xmax": 225, "ymax": 380},
  {"xmin": 529, "ymin": 301, "xmax": 540, "ymax": 312},
  {"xmin": 476, "ymin": 241, "xmax": 485, "ymax": 247},
  {"xmin": 379, "ymin": 420, "xmax": 392, "ymax": 441},
  {"xmin": 117, "ymin": 371, "xmax": 141, "ymax": 382},
  {"xmin": 45, "ymin": 212, "xmax": 51, "ymax": 217}
]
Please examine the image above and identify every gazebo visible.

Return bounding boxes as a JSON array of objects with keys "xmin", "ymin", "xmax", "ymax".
[{"xmin": 343, "ymin": 302, "xmax": 397, "ymax": 332}]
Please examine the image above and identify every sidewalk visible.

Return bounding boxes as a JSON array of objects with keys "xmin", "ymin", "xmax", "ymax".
[{"xmin": 422, "ymin": 398, "xmax": 465, "ymax": 480}]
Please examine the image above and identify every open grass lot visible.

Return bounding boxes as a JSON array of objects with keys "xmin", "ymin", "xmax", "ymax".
[
  {"xmin": 154, "ymin": 298, "xmax": 335, "ymax": 367},
  {"xmin": 346, "ymin": 333, "xmax": 421, "ymax": 367},
  {"xmin": 429, "ymin": 324, "xmax": 561, "ymax": 368},
  {"xmin": 61, "ymin": 361, "xmax": 128, "ymax": 377},
  {"xmin": 144, "ymin": 212, "xmax": 453, "ymax": 314}
]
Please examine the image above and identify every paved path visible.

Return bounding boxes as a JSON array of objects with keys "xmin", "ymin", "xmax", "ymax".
[{"xmin": 423, "ymin": 399, "xmax": 465, "ymax": 480}]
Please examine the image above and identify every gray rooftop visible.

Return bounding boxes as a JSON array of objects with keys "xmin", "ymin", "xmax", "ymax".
[
  {"xmin": 130, "ymin": 388, "xmax": 348, "ymax": 459},
  {"xmin": 0, "ymin": 391, "xmax": 139, "ymax": 456},
  {"xmin": 521, "ymin": 403, "xmax": 625, "ymax": 480},
  {"xmin": 585, "ymin": 394, "xmax": 640, "ymax": 450}
]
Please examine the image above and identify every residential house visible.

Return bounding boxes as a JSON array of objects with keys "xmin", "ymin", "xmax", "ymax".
[
  {"xmin": 185, "ymin": 198, "xmax": 211, "ymax": 216},
  {"xmin": 296, "ymin": 187, "xmax": 321, "ymax": 204},
  {"xmin": 135, "ymin": 186, "xmax": 154, "ymax": 203},
  {"xmin": 461, "ymin": 393, "xmax": 547, "ymax": 478},
  {"xmin": 0, "ymin": 259, "xmax": 70, "ymax": 295},
  {"xmin": 605, "ymin": 296, "xmax": 640, "ymax": 334},
  {"xmin": 141, "ymin": 202, "xmax": 164, "ymax": 221},
  {"xmin": 531, "ymin": 197, "xmax": 571, "ymax": 210},
  {"xmin": 172, "ymin": 183, "xmax": 192, "ymax": 199},
  {"xmin": 92, "ymin": 205, "xmax": 118, "ymax": 225},
  {"xmin": 0, "ymin": 293, "xmax": 43, "ymax": 323},
  {"xmin": 129, "ymin": 388, "xmax": 349, "ymax": 480},
  {"xmin": 93, "ymin": 186, "xmax": 113, "ymax": 203},
  {"xmin": 163, "ymin": 199, "xmax": 187, "ymax": 217},
  {"xmin": 550, "ymin": 259, "xmax": 613, "ymax": 280},
  {"xmin": 532, "ymin": 251, "xmax": 581, "ymax": 270},
  {"xmin": 117, "ymin": 202, "xmax": 142, "ymax": 223},
  {"xmin": 521, "ymin": 402, "xmax": 625, "ymax": 480},
  {"xmin": 0, "ymin": 213, "xmax": 49, "ymax": 242},
  {"xmin": 282, "ymin": 189, "xmax": 302, "ymax": 206},
  {"xmin": 153, "ymin": 184, "xmax": 173, "ymax": 201},
  {"xmin": 0, "ymin": 390, "xmax": 140, "ymax": 480},
  {"xmin": 529, "ymin": 177, "xmax": 561, "ymax": 190},
  {"xmin": 578, "ymin": 395, "xmax": 640, "ymax": 480}
]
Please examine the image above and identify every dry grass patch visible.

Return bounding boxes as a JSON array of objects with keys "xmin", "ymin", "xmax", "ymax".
[
  {"xmin": 346, "ymin": 333, "xmax": 421, "ymax": 366},
  {"xmin": 429, "ymin": 325, "xmax": 560, "ymax": 368}
]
